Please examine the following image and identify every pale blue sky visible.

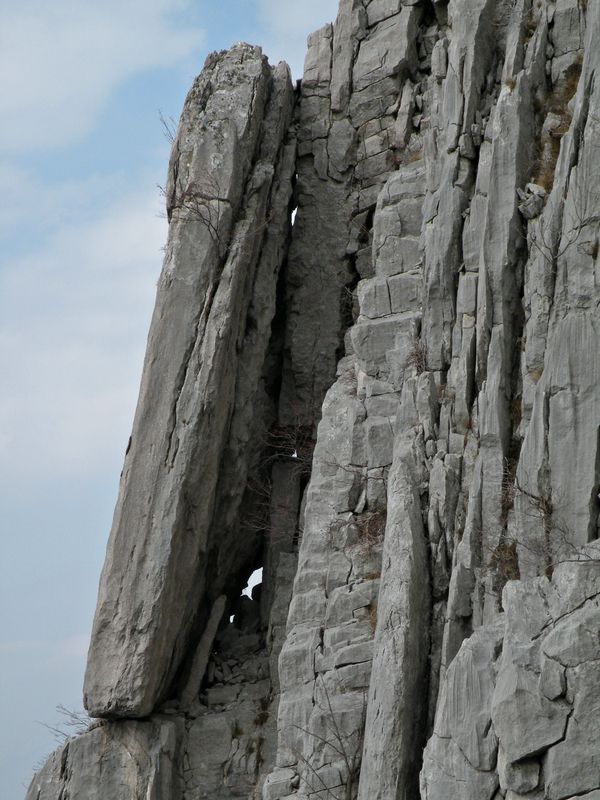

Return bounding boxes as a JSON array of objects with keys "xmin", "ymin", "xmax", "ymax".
[{"xmin": 0, "ymin": 1, "xmax": 339, "ymax": 797}]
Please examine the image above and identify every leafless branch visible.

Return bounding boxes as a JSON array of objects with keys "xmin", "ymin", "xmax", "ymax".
[
  {"xmin": 158, "ymin": 109, "xmax": 177, "ymax": 145},
  {"xmin": 406, "ymin": 340, "xmax": 428, "ymax": 374},
  {"xmin": 38, "ymin": 705, "xmax": 98, "ymax": 745},
  {"xmin": 291, "ymin": 676, "xmax": 366, "ymax": 800}
]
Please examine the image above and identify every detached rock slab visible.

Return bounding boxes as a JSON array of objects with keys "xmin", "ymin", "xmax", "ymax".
[{"xmin": 84, "ymin": 44, "xmax": 295, "ymax": 718}]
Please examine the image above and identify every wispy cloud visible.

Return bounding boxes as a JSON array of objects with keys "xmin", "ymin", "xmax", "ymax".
[
  {"xmin": 0, "ymin": 0, "xmax": 204, "ymax": 154},
  {"xmin": 0, "ymin": 181, "xmax": 165, "ymax": 481},
  {"xmin": 0, "ymin": 161, "xmax": 130, "ymax": 241}
]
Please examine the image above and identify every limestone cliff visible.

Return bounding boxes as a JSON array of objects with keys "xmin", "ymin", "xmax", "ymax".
[{"xmin": 27, "ymin": 2, "xmax": 600, "ymax": 799}]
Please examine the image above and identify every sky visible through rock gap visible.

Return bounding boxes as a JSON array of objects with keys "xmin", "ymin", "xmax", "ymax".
[{"xmin": 0, "ymin": 2, "xmax": 339, "ymax": 797}]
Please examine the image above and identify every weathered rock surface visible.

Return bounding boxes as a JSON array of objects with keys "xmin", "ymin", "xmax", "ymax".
[
  {"xmin": 84, "ymin": 44, "xmax": 295, "ymax": 719},
  {"xmin": 26, "ymin": 0, "xmax": 600, "ymax": 799},
  {"xmin": 422, "ymin": 552, "xmax": 600, "ymax": 800},
  {"xmin": 28, "ymin": 718, "xmax": 181, "ymax": 800}
]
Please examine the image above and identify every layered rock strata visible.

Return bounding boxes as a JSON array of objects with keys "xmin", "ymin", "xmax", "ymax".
[
  {"xmin": 84, "ymin": 44, "xmax": 296, "ymax": 719},
  {"xmin": 26, "ymin": 1, "xmax": 600, "ymax": 800}
]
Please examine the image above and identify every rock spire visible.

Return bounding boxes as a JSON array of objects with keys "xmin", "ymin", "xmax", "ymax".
[{"xmin": 27, "ymin": 2, "xmax": 600, "ymax": 799}]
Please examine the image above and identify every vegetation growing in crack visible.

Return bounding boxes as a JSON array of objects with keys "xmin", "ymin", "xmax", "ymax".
[
  {"xmin": 241, "ymin": 414, "xmax": 315, "ymax": 539},
  {"xmin": 531, "ymin": 57, "xmax": 583, "ymax": 195},
  {"xmin": 355, "ymin": 510, "xmax": 387, "ymax": 554},
  {"xmin": 39, "ymin": 705, "xmax": 100, "ymax": 745},
  {"xmin": 490, "ymin": 461, "xmax": 600, "ymax": 589},
  {"xmin": 406, "ymin": 340, "xmax": 428, "ymax": 374},
  {"xmin": 292, "ymin": 677, "xmax": 366, "ymax": 800}
]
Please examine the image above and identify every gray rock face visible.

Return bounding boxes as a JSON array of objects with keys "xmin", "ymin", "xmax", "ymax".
[
  {"xmin": 357, "ymin": 411, "xmax": 431, "ymax": 800},
  {"xmin": 421, "ymin": 624, "xmax": 503, "ymax": 800},
  {"xmin": 422, "ymin": 555, "xmax": 600, "ymax": 800},
  {"xmin": 280, "ymin": 0, "xmax": 423, "ymax": 428},
  {"xmin": 83, "ymin": 44, "xmax": 295, "ymax": 719},
  {"xmin": 27, "ymin": 718, "xmax": 181, "ymax": 800},
  {"xmin": 26, "ymin": 0, "xmax": 600, "ymax": 799}
]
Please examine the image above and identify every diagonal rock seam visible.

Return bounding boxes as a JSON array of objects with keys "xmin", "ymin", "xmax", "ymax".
[{"xmin": 26, "ymin": 2, "xmax": 600, "ymax": 799}]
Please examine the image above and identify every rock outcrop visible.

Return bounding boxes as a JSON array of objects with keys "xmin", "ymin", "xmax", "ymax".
[
  {"xmin": 26, "ymin": 1, "xmax": 600, "ymax": 799},
  {"xmin": 85, "ymin": 44, "xmax": 296, "ymax": 719}
]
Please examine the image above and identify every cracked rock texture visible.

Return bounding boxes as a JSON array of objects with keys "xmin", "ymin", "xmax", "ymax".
[{"xmin": 26, "ymin": 1, "xmax": 600, "ymax": 799}]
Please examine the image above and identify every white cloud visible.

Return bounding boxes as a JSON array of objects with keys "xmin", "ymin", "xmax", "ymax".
[
  {"xmin": 0, "ymin": 181, "xmax": 166, "ymax": 481},
  {"xmin": 0, "ymin": 161, "xmax": 132, "ymax": 239},
  {"xmin": 0, "ymin": 0, "xmax": 204, "ymax": 153},
  {"xmin": 256, "ymin": 0, "xmax": 340, "ymax": 79}
]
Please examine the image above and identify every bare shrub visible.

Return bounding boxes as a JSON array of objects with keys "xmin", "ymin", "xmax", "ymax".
[
  {"xmin": 368, "ymin": 602, "xmax": 378, "ymax": 633},
  {"xmin": 406, "ymin": 341, "xmax": 428, "ymax": 374},
  {"xmin": 293, "ymin": 677, "xmax": 366, "ymax": 800},
  {"xmin": 40, "ymin": 705, "xmax": 99, "ymax": 745},
  {"xmin": 524, "ymin": 10, "xmax": 537, "ymax": 42},
  {"xmin": 489, "ymin": 539, "xmax": 520, "ymax": 596},
  {"xmin": 242, "ymin": 474, "xmax": 274, "ymax": 534},
  {"xmin": 241, "ymin": 417, "xmax": 315, "ymax": 540},
  {"xmin": 531, "ymin": 58, "xmax": 583, "ymax": 197},
  {"xmin": 495, "ymin": 462, "xmax": 596, "ymax": 579},
  {"xmin": 264, "ymin": 423, "xmax": 315, "ymax": 478},
  {"xmin": 158, "ymin": 109, "xmax": 177, "ymax": 145},
  {"xmin": 355, "ymin": 510, "xmax": 386, "ymax": 553},
  {"xmin": 500, "ymin": 457, "xmax": 519, "ymax": 525}
]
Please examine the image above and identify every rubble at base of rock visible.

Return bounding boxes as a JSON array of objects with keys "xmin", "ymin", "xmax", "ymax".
[{"xmin": 26, "ymin": 1, "xmax": 600, "ymax": 799}]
